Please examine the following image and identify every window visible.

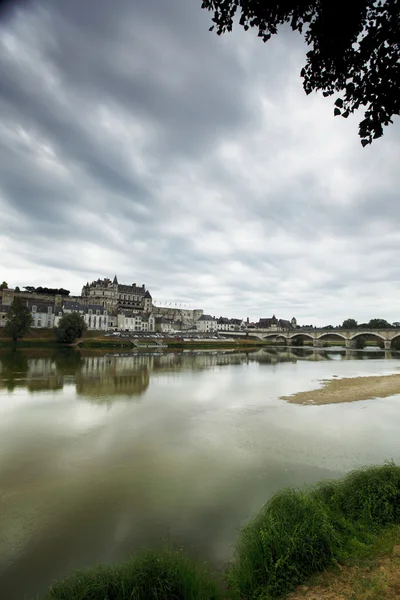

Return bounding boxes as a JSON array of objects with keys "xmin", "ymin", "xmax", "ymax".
[
  {"xmin": 88, "ymin": 309, "xmax": 93, "ymax": 315},
  {"xmin": 32, "ymin": 305, "xmax": 37, "ymax": 313},
  {"xmin": 96, "ymin": 310, "xmax": 100, "ymax": 315},
  {"xmin": 47, "ymin": 306, "xmax": 52, "ymax": 314}
]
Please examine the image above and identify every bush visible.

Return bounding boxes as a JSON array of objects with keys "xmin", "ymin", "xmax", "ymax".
[
  {"xmin": 55, "ymin": 313, "xmax": 86, "ymax": 344},
  {"xmin": 44, "ymin": 547, "xmax": 222, "ymax": 600},
  {"xmin": 227, "ymin": 490, "xmax": 341, "ymax": 598},
  {"xmin": 228, "ymin": 463, "xmax": 400, "ymax": 599}
]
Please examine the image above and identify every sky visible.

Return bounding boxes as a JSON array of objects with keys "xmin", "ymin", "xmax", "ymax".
[{"xmin": 0, "ymin": 0, "xmax": 399, "ymax": 326}]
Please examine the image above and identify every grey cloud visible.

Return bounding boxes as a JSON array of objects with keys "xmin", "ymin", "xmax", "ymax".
[{"xmin": 1, "ymin": 0, "xmax": 400, "ymax": 324}]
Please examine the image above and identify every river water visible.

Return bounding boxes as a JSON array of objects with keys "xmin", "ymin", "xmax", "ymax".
[{"xmin": 1, "ymin": 347, "xmax": 400, "ymax": 599}]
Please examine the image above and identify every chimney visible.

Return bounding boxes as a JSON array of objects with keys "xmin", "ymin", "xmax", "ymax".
[
  {"xmin": 132, "ymin": 283, "xmax": 136, "ymax": 287},
  {"xmin": 142, "ymin": 284, "xmax": 145, "ymax": 289}
]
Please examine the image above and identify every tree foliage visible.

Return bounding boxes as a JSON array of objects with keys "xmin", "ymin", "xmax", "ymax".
[
  {"xmin": 55, "ymin": 313, "xmax": 87, "ymax": 344},
  {"xmin": 201, "ymin": 0, "xmax": 400, "ymax": 145},
  {"xmin": 367, "ymin": 318, "xmax": 392, "ymax": 328},
  {"xmin": 4, "ymin": 297, "xmax": 33, "ymax": 342},
  {"xmin": 24, "ymin": 286, "xmax": 70, "ymax": 296},
  {"xmin": 342, "ymin": 318, "xmax": 358, "ymax": 329},
  {"xmin": 0, "ymin": 281, "xmax": 8, "ymax": 290}
]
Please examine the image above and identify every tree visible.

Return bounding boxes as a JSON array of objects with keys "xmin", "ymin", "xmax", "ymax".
[
  {"xmin": 368, "ymin": 318, "xmax": 392, "ymax": 328},
  {"xmin": 14, "ymin": 286, "xmax": 20, "ymax": 292},
  {"xmin": 24, "ymin": 286, "xmax": 35, "ymax": 293},
  {"xmin": 4, "ymin": 297, "xmax": 33, "ymax": 342},
  {"xmin": 201, "ymin": 0, "xmax": 399, "ymax": 145},
  {"xmin": 35, "ymin": 287, "xmax": 70, "ymax": 296},
  {"xmin": 342, "ymin": 318, "xmax": 358, "ymax": 329},
  {"xmin": 55, "ymin": 313, "xmax": 87, "ymax": 344},
  {"xmin": 0, "ymin": 281, "xmax": 8, "ymax": 290},
  {"xmin": 354, "ymin": 335, "xmax": 366, "ymax": 349}
]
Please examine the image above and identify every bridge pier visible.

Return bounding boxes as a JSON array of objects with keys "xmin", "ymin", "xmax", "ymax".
[
  {"xmin": 384, "ymin": 340, "xmax": 391, "ymax": 350},
  {"xmin": 345, "ymin": 339, "xmax": 355, "ymax": 349},
  {"xmin": 312, "ymin": 339, "xmax": 322, "ymax": 347}
]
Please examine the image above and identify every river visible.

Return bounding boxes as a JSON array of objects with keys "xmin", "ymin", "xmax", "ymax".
[{"xmin": 1, "ymin": 347, "xmax": 400, "ymax": 599}]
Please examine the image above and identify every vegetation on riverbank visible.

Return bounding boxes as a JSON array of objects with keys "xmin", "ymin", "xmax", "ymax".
[
  {"xmin": 42, "ymin": 463, "xmax": 400, "ymax": 600},
  {"xmin": 44, "ymin": 547, "xmax": 222, "ymax": 600}
]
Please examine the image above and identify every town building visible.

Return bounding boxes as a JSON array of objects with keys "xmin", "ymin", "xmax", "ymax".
[
  {"xmin": 117, "ymin": 311, "xmax": 155, "ymax": 332},
  {"xmin": 0, "ymin": 304, "xmax": 9, "ymax": 327},
  {"xmin": 155, "ymin": 317, "xmax": 175, "ymax": 334},
  {"xmin": 258, "ymin": 316, "xmax": 295, "ymax": 331},
  {"xmin": 216, "ymin": 317, "xmax": 245, "ymax": 331},
  {"xmin": 54, "ymin": 302, "xmax": 109, "ymax": 331},
  {"xmin": 28, "ymin": 302, "xmax": 55, "ymax": 329},
  {"xmin": 196, "ymin": 315, "xmax": 218, "ymax": 333}
]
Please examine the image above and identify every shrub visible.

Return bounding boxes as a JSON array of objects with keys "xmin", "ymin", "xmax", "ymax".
[
  {"xmin": 228, "ymin": 463, "xmax": 400, "ymax": 599},
  {"xmin": 55, "ymin": 313, "xmax": 86, "ymax": 344},
  {"xmin": 44, "ymin": 547, "xmax": 222, "ymax": 600},
  {"xmin": 227, "ymin": 490, "xmax": 341, "ymax": 598}
]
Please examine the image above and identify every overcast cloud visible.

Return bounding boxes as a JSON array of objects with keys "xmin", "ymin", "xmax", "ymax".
[{"xmin": 1, "ymin": 0, "xmax": 399, "ymax": 325}]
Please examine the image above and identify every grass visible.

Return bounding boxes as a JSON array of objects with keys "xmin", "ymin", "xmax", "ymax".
[
  {"xmin": 38, "ymin": 464, "xmax": 400, "ymax": 600},
  {"xmin": 287, "ymin": 525, "xmax": 400, "ymax": 599},
  {"xmin": 227, "ymin": 462, "xmax": 400, "ymax": 599},
  {"xmin": 43, "ymin": 547, "xmax": 222, "ymax": 600}
]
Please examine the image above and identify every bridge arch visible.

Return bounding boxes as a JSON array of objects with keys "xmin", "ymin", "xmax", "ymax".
[
  {"xmin": 316, "ymin": 332, "xmax": 347, "ymax": 342},
  {"xmin": 349, "ymin": 331, "xmax": 386, "ymax": 341},
  {"xmin": 288, "ymin": 332, "xmax": 314, "ymax": 341},
  {"xmin": 389, "ymin": 333, "xmax": 400, "ymax": 348}
]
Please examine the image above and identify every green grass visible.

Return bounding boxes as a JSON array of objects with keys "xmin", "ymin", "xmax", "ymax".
[
  {"xmin": 43, "ymin": 547, "xmax": 222, "ymax": 600},
  {"xmin": 38, "ymin": 464, "xmax": 400, "ymax": 600},
  {"xmin": 227, "ymin": 462, "xmax": 400, "ymax": 599}
]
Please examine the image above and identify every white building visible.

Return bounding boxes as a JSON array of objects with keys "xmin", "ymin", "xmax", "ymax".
[
  {"xmin": 28, "ymin": 302, "xmax": 55, "ymax": 329},
  {"xmin": 155, "ymin": 317, "xmax": 174, "ymax": 334},
  {"xmin": 55, "ymin": 302, "xmax": 109, "ymax": 331},
  {"xmin": 195, "ymin": 314, "xmax": 218, "ymax": 333},
  {"xmin": 217, "ymin": 317, "xmax": 245, "ymax": 331},
  {"xmin": 117, "ymin": 312, "xmax": 155, "ymax": 332},
  {"xmin": 0, "ymin": 304, "xmax": 9, "ymax": 327}
]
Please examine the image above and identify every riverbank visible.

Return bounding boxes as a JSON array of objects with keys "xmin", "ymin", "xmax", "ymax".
[
  {"xmin": 42, "ymin": 463, "xmax": 400, "ymax": 600},
  {"xmin": 281, "ymin": 373, "xmax": 400, "ymax": 405},
  {"xmin": 287, "ymin": 526, "xmax": 400, "ymax": 600}
]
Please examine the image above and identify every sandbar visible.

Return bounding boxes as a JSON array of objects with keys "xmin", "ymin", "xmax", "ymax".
[{"xmin": 281, "ymin": 373, "xmax": 400, "ymax": 405}]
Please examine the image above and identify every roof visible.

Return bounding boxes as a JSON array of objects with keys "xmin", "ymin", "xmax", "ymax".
[
  {"xmin": 259, "ymin": 317, "xmax": 293, "ymax": 329},
  {"xmin": 230, "ymin": 318, "xmax": 243, "ymax": 325},
  {"xmin": 144, "ymin": 290, "xmax": 152, "ymax": 299},
  {"xmin": 217, "ymin": 317, "xmax": 230, "ymax": 324},
  {"xmin": 63, "ymin": 301, "xmax": 86, "ymax": 311},
  {"xmin": 198, "ymin": 314, "xmax": 216, "ymax": 321},
  {"xmin": 118, "ymin": 284, "xmax": 146, "ymax": 295},
  {"xmin": 279, "ymin": 319, "xmax": 292, "ymax": 329},
  {"xmin": 28, "ymin": 302, "xmax": 54, "ymax": 312},
  {"xmin": 113, "ymin": 275, "xmax": 118, "ymax": 284}
]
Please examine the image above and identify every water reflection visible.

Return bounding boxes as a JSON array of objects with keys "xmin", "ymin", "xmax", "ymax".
[
  {"xmin": 0, "ymin": 347, "xmax": 393, "ymax": 401},
  {"xmin": 1, "ymin": 347, "xmax": 400, "ymax": 600}
]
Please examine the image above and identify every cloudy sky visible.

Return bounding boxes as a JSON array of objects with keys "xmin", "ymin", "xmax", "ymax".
[{"xmin": 1, "ymin": 0, "xmax": 399, "ymax": 325}]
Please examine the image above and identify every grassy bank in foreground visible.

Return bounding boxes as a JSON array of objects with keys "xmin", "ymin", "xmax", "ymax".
[{"xmin": 42, "ymin": 463, "xmax": 400, "ymax": 600}]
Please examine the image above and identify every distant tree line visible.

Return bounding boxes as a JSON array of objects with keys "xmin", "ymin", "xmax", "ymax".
[
  {"xmin": 341, "ymin": 318, "xmax": 395, "ymax": 329},
  {"xmin": 23, "ymin": 286, "xmax": 70, "ymax": 296}
]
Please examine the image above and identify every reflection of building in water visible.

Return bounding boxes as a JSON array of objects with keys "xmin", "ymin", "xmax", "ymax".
[
  {"xmin": 0, "ymin": 356, "xmax": 64, "ymax": 391},
  {"xmin": 76, "ymin": 355, "xmax": 152, "ymax": 397}
]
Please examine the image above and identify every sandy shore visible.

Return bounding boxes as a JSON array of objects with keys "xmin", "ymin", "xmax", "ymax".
[{"xmin": 281, "ymin": 373, "xmax": 400, "ymax": 405}]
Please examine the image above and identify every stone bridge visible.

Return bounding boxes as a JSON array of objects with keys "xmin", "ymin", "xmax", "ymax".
[{"xmin": 225, "ymin": 328, "xmax": 400, "ymax": 350}]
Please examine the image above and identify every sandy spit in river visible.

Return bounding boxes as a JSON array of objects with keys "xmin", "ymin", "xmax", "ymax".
[{"xmin": 281, "ymin": 373, "xmax": 400, "ymax": 405}]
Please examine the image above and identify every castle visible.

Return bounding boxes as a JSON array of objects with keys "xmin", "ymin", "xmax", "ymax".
[{"xmin": 81, "ymin": 276, "xmax": 153, "ymax": 314}]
